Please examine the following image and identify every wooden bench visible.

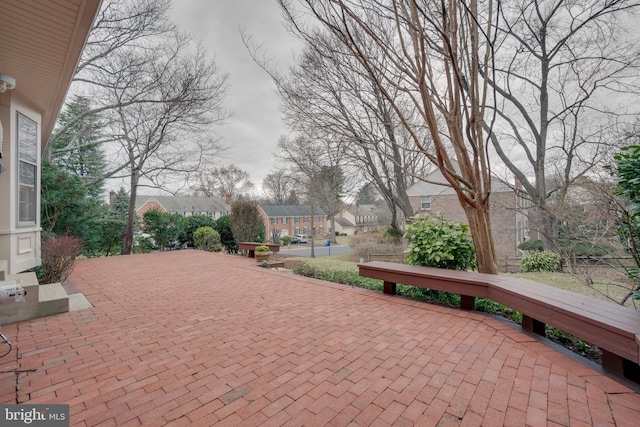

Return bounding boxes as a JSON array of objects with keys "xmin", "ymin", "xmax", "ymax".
[
  {"xmin": 238, "ymin": 242, "xmax": 280, "ymax": 258},
  {"xmin": 359, "ymin": 261, "xmax": 640, "ymax": 382}
]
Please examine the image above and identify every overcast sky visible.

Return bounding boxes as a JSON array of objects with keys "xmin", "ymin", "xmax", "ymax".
[{"xmin": 170, "ymin": 0, "xmax": 303, "ymax": 192}]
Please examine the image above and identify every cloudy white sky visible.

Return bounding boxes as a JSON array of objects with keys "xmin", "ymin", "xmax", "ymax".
[{"xmin": 170, "ymin": 0, "xmax": 303, "ymax": 191}]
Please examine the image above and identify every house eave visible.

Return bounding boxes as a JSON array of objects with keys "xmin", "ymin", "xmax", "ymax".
[{"xmin": 0, "ymin": 0, "xmax": 103, "ymax": 150}]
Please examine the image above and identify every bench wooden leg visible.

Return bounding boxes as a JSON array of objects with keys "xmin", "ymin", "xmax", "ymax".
[
  {"xmin": 601, "ymin": 350, "xmax": 640, "ymax": 382},
  {"xmin": 248, "ymin": 250, "xmax": 255, "ymax": 258},
  {"xmin": 460, "ymin": 295, "xmax": 475, "ymax": 310},
  {"xmin": 602, "ymin": 350, "xmax": 625, "ymax": 377},
  {"xmin": 521, "ymin": 315, "xmax": 545, "ymax": 336},
  {"xmin": 383, "ymin": 281, "xmax": 396, "ymax": 295}
]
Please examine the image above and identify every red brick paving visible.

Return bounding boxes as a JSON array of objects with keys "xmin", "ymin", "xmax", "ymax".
[{"xmin": 1, "ymin": 250, "xmax": 639, "ymax": 426}]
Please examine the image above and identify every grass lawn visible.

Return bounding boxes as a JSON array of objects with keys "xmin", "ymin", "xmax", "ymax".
[{"xmin": 509, "ymin": 270, "xmax": 639, "ymax": 310}]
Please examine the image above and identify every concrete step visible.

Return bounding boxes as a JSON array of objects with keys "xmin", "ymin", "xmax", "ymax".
[
  {"xmin": 0, "ymin": 265, "xmax": 92, "ymax": 323},
  {"xmin": 0, "ymin": 277, "xmax": 69, "ymax": 324},
  {"xmin": 37, "ymin": 283, "xmax": 70, "ymax": 317},
  {"xmin": 68, "ymin": 292, "xmax": 92, "ymax": 312}
]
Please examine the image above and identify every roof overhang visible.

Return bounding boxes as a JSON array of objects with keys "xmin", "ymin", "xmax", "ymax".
[{"xmin": 0, "ymin": 0, "xmax": 102, "ymax": 151}]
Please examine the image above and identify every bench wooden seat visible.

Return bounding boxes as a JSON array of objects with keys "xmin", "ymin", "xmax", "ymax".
[
  {"xmin": 358, "ymin": 261, "xmax": 640, "ymax": 382},
  {"xmin": 238, "ymin": 242, "xmax": 280, "ymax": 258}
]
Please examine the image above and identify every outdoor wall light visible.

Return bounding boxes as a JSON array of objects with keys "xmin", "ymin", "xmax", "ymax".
[
  {"xmin": 0, "ymin": 73, "xmax": 16, "ymax": 93},
  {"xmin": 0, "ymin": 281, "xmax": 26, "ymax": 304}
]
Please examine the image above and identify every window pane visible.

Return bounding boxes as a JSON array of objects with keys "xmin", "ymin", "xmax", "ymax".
[
  {"xmin": 19, "ymin": 161, "xmax": 36, "ymax": 186},
  {"xmin": 17, "ymin": 113, "xmax": 37, "ymax": 225},
  {"xmin": 421, "ymin": 196, "xmax": 431, "ymax": 210},
  {"xmin": 18, "ymin": 114, "xmax": 37, "ymax": 163},
  {"xmin": 19, "ymin": 184, "xmax": 36, "ymax": 222}
]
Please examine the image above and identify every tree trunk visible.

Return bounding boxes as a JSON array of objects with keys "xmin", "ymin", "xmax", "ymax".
[
  {"xmin": 463, "ymin": 202, "xmax": 498, "ymax": 274},
  {"xmin": 388, "ymin": 202, "xmax": 401, "ymax": 235},
  {"xmin": 540, "ymin": 208, "xmax": 559, "ymax": 253},
  {"xmin": 309, "ymin": 210, "xmax": 316, "ymax": 258},
  {"xmin": 121, "ymin": 170, "xmax": 139, "ymax": 255},
  {"xmin": 330, "ymin": 215, "xmax": 337, "ymax": 243}
]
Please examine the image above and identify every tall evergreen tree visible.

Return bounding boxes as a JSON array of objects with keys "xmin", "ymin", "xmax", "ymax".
[
  {"xmin": 51, "ymin": 95, "xmax": 106, "ymax": 198},
  {"xmin": 108, "ymin": 187, "xmax": 130, "ymax": 220},
  {"xmin": 40, "ymin": 160, "xmax": 104, "ymax": 254}
]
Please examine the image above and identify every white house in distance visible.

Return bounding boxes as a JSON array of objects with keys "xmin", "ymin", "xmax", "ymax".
[{"xmin": 0, "ymin": 1, "xmax": 102, "ymax": 274}]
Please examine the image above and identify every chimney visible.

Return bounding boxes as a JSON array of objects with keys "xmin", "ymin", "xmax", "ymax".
[
  {"xmin": 225, "ymin": 194, "xmax": 232, "ymax": 205},
  {"xmin": 109, "ymin": 190, "xmax": 116, "ymax": 205},
  {"xmin": 514, "ymin": 176, "xmax": 522, "ymax": 189}
]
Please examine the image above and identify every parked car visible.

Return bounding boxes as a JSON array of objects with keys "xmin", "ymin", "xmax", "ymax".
[{"xmin": 292, "ymin": 234, "xmax": 309, "ymax": 244}]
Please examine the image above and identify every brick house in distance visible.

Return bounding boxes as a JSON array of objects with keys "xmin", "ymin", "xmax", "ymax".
[
  {"xmin": 259, "ymin": 205, "xmax": 327, "ymax": 241},
  {"xmin": 407, "ymin": 169, "xmax": 527, "ymax": 263},
  {"xmin": 134, "ymin": 195, "xmax": 231, "ymax": 220}
]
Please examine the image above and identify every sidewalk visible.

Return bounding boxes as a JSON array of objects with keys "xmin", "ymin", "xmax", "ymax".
[{"xmin": 1, "ymin": 250, "xmax": 639, "ymax": 426}]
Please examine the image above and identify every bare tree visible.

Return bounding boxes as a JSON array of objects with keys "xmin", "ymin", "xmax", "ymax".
[
  {"xmin": 195, "ymin": 164, "xmax": 255, "ymax": 200},
  {"xmin": 44, "ymin": 0, "xmax": 230, "ymax": 254},
  {"xmin": 246, "ymin": 28, "xmax": 430, "ymax": 234},
  {"xmin": 289, "ymin": 35, "xmax": 430, "ymax": 233},
  {"xmin": 553, "ymin": 176, "xmax": 640, "ymax": 308},
  {"xmin": 487, "ymin": 0, "xmax": 640, "ymax": 251},
  {"xmin": 262, "ymin": 169, "xmax": 297, "ymax": 204},
  {"xmin": 230, "ymin": 200, "xmax": 265, "ymax": 242},
  {"xmin": 277, "ymin": 135, "xmax": 350, "ymax": 245},
  {"xmin": 47, "ymin": 0, "xmax": 177, "ymax": 159},
  {"xmin": 311, "ymin": 165, "xmax": 345, "ymax": 243},
  {"xmin": 280, "ymin": 0, "xmax": 500, "ymax": 273},
  {"xmin": 107, "ymin": 33, "xmax": 228, "ymax": 254}
]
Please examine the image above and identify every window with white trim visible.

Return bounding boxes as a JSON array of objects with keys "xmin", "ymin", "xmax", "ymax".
[
  {"xmin": 17, "ymin": 113, "xmax": 37, "ymax": 225},
  {"xmin": 421, "ymin": 196, "xmax": 432, "ymax": 210}
]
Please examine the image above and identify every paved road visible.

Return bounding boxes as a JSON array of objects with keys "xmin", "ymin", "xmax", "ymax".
[{"xmin": 278, "ymin": 242, "xmax": 352, "ymax": 257}]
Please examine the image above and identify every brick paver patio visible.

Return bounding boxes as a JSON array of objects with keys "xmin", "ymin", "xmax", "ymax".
[{"xmin": 1, "ymin": 250, "xmax": 639, "ymax": 426}]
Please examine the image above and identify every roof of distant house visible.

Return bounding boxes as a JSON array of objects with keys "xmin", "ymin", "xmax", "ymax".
[
  {"xmin": 407, "ymin": 168, "xmax": 512, "ymax": 196},
  {"xmin": 335, "ymin": 217, "xmax": 355, "ymax": 227},
  {"xmin": 348, "ymin": 204, "xmax": 378, "ymax": 216},
  {"xmin": 136, "ymin": 195, "xmax": 230, "ymax": 213},
  {"xmin": 260, "ymin": 205, "xmax": 326, "ymax": 217}
]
